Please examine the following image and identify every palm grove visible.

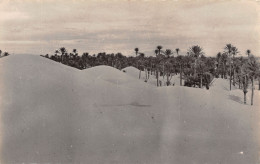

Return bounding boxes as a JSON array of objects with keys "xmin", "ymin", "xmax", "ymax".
[{"xmin": 42, "ymin": 44, "xmax": 260, "ymax": 105}]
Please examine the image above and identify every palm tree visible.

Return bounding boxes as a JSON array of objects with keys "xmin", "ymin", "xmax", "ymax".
[
  {"xmin": 189, "ymin": 45, "xmax": 204, "ymax": 88},
  {"xmin": 164, "ymin": 49, "xmax": 173, "ymax": 58},
  {"xmin": 134, "ymin": 48, "xmax": 139, "ymax": 57},
  {"xmin": 241, "ymin": 67, "xmax": 249, "ymax": 104},
  {"xmin": 175, "ymin": 48, "xmax": 183, "ymax": 85},
  {"xmin": 164, "ymin": 49, "xmax": 174, "ymax": 86},
  {"xmin": 246, "ymin": 55, "xmax": 259, "ymax": 105},
  {"xmin": 246, "ymin": 49, "xmax": 251, "ymax": 57},
  {"xmin": 157, "ymin": 46, "xmax": 163, "ymax": 55},
  {"xmin": 216, "ymin": 52, "xmax": 222, "ymax": 77},
  {"xmin": 73, "ymin": 49, "xmax": 77, "ymax": 54},
  {"xmin": 231, "ymin": 46, "xmax": 239, "ymax": 86},
  {"xmin": 189, "ymin": 45, "xmax": 203, "ymax": 58},
  {"xmin": 234, "ymin": 57, "xmax": 244, "ymax": 89},
  {"xmin": 224, "ymin": 44, "xmax": 233, "ymax": 55},
  {"xmin": 82, "ymin": 52, "xmax": 89, "ymax": 68},
  {"xmin": 258, "ymin": 69, "xmax": 260, "ymax": 91},
  {"xmin": 156, "ymin": 46, "xmax": 163, "ymax": 87},
  {"xmin": 176, "ymin": 55, "xmax": 184, "ymax": 86},
  {"xmin": 154, "ymin": 49, "xmax": 159, "ymax": 56},
  {"xmin": 59, "ymin": 47, "xmax": 67, "ymax": 63},
  {"xmin": 138, "ymin": 53, "xmax": 145, "ymax": 79},
  {"xmin": 189, "ymin": 45, "xmax": 204, "ymax": 75},
  {"xmin": 175, "ymin": 48, "xmax": 180, "ymax": 55},
  {"xmin": 175, "ymin": 48, "xmax": 183, "ymax": 86},
  {"xmin": 221, "ymin": 53, "xmax": 228, "ymax": 79},
  {"xmin": 143, "ymin": 56, "xmax": 150, "ymax": 81},
  {"xmin": 55, "ymin": 50, "xmax": 59, "ymax": 55},
  {"xmin": 224, "ymin": 44, "xmax": 233, "ymax": 90}
]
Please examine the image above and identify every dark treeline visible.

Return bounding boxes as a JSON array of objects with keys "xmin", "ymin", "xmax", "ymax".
[{"xmin": 41, "ymin": 44, "xmax": 260, "ymax": 105}]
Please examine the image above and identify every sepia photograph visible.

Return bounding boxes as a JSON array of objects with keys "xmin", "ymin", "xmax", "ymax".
[{"xmin": 0, "ymin": 0, "xmax": 260, "ymax": 163}]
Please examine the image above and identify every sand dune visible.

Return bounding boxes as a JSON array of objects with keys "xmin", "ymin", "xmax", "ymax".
[{"xmin": 0, "ymin": 55, "xmax": 259, "ymax": 164}]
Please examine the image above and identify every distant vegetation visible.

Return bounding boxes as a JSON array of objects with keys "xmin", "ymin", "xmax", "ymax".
[
  {"xmin": 0, "ymin": 50, "xmax": 10, "ymax": 58},
  {"xmin": 42, "ymin": 44, "xmax": 260, "ymax": 105}
]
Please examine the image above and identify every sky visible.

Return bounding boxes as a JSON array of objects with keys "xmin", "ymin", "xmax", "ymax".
[{"xmin": 0, "ymin": 0, "xmax": 260, "ymax": 57}]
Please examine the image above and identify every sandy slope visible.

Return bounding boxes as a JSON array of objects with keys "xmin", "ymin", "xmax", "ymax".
[{"xmin": 0, "ymin": 55, "xmax": 259, "ymax": 164}]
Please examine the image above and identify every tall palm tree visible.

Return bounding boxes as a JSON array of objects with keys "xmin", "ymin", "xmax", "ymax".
[
  {"xmin": 246, "ymin": 55, "xmax": 259, "ymax": 105},
  {"xmin": 224, "ymin": 44, "xmax": 233, "ymax": 55},
  {"xmin": 221, "ymin": 53, "xmax": 228, "ymax": 79},
  {"xmin": 189, "ymin": 45, "xmax": 203, "ymax": 75},
  {"xmin": 216, "ymin": 52, "xmax": 222, "ymax": 77},
  {"xmin": 82, "ymin": 52, "xmax": 89, "ymax": 68},
  {"xmin": 241, "ymin": 66, "xmax": 249, "ymax": 104},
  {"xmin": 231, "ymin": 46, "xmax": 239, "ymax": 86},
  {"xmin": 157, "ymin": 46, "xmax": 163, "ymax": 55},
  {"xmin": 154, "ymin": 49, "xmax": 159, "ymax": 56},
  {"xmin": 163, "ymin": 49, "xmax": 174, "ymax": 86},
  {"xmin": 164, "ymin": 49, "xmax": 173, "ymax": 58},
  {"xmin": 189, "ymin": 45, "xmax": 203, "ymax": 58},
  {"xmin": 134, "ymin": 48, "xmax": 139, "ymax": 70},
  {"xmin": 234, "ymin": 57, "xmax": 244, "ymax": 89},
  {"xmin": 138, "ymin": 53, "xmax": 145, "ymax": 79},
  {"xmin": 246, "ymin": 49, "xmax": 251, "ymax": 57},
  {"xmin": 175, "ymin": 48, "xmax": 183, "ymax": 85},
  {"xmin": 175, "ymin": 48, "xmax": 180, "ymax": 55},
  {"xmin": 59, "ymin": 47, "xmax": 67, "ymax": 63},
  {"xmin": 189, "ymin": 45, "xmax": 204, "ymax": 88},
  {"xmin": 73, "ymin": 49, "xmax": 77, "ymax": 56},
  {"xmin": 53, "ymin": 50, "xmax": 59, "ymax": 61},
  {"xmin": 259, "ymin": 73, "xmax": 260, "ymax": 91},
  {"xmin": 224, "ymin": 44, "xmax": 234, "ymax": 90},
  {"xmin": 197, "ymin": 59, "xmax": 206, "ymax": 88},
  {"xmin": 134, "ymin": 48, "xmax": 139, "ymax": 57},
  {"xmin": 156, "ymin": 46, "xmax": 163, "ymax": 87},
  {"xmin": 176, "ymin": 55, "xmax": 184, "ymax": 86},
  {"xmin": 153, "ymin": 49, "xmax": 159, "ymax": 84},
  {"xmin": 55, "ymin": 50, "xmax": 59, "ymax": 55}
]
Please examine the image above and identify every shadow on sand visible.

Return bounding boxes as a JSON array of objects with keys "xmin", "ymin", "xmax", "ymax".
[{"xmin": 228, "ymin": 95, "xmax": 244, "ymax": 104}]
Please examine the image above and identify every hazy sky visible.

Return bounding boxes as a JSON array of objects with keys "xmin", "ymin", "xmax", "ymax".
[{"xmin": 0, "ymin": 0, "xmax": 260, "ymax": 57}]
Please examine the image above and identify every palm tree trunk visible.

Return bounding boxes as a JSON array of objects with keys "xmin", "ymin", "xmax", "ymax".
[
  {"xmin": 145, "ymin": 69, "xmax": 148, "ymax": 80},
  {"xmin": 156, "ymin": 69, "xmax": 159, "ymax": 87},
  {"xmin": 194, "ymin": 59, "xmax": 197, "ymax": 75},
  {"xmin": 200, "ymin": 74, "xmax": 202, "ymax": 88},
  {"xmin": 251, "ymin": 78, "xmax": 254, "ymax": 106},
  {"xmin": 233, "ymin": 69, "xmax": 235, "ymax": 86},
  {"xmin": 230, "ymin": 62, "xmax": 232, "ymax": 90},
  {"xmin": 150, "ymin": 63, "xmax": 152, "ymax": 75},
  {"xmin": 244, "ymin": 92, "xmax": 247, "ymax": 104},
  {"xmin": 166, "ymin": 72, "xmax": 169, "ymax": 86},
  {"xmin": 139, "ymin": 69, "xmax": 141, "ymax": 79},
  {"xmin": 258, "ymin": 78, "xmax": 260, "ymax": 90},
  {"xmin": 180, "ymin": 65, "xmax": 182, "ymax": 86},
  {"xmin": 232, "ymin": 56, "xmax": 235, "ymax": 86},
  {"xmin": 163, "ymin": 64, "xmax": 165, "ymax": 79},
  {"xmin": 221, "ymin": 67, "xmax": 223, "ymax": 78},
  {"xmin": 224, "ymin": 63, "xmax": 227, "ymax": 79}
]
